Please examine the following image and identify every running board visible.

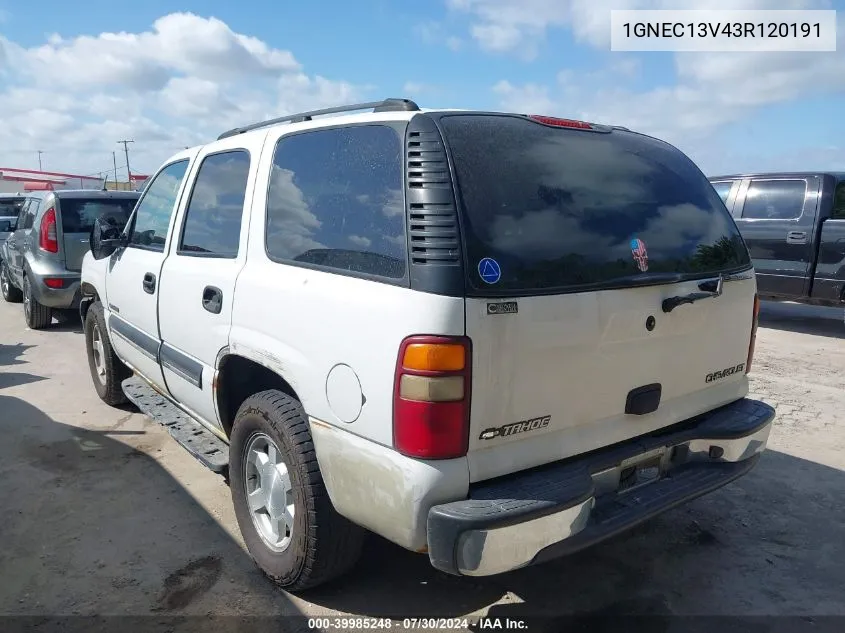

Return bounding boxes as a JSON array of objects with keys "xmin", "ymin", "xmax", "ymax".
[{"xmin": 121, "ymin": 376, "xmax": 229, "ymax": 473}]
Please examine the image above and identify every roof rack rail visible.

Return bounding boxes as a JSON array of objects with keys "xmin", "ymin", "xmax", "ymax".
[{"xmin": 217, "ymin": 98, "xmax": 421, "ymax": 140}]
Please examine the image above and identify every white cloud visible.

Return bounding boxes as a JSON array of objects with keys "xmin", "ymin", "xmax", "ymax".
[
  {"xmin": 0, "ymin": 13, "xmax": 367, "ymax": 177},
  {"xmin": 413, "ymin": 20, "xmax": 464, "ymax": 51},
  {"xmin": 348, "ymin": 235, "xmax": 373, "ymax": 248}
]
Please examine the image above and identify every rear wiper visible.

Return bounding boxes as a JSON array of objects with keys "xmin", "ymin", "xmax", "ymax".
[{"xmin": 662, "ymin": 276, "xmax": 723, "ymax": 313}]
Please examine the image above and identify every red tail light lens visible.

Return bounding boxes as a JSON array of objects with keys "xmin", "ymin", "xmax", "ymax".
[
  {"xmin": 393, "ymin": 335, "xmax": 472, "ymax": 460},
  {"xmin": 43, "ymin": 278, "xmax": 64, "ymax": 289},
  {"xmin": 39, "ymin": 207, "xmax": 58, "ymax": 253},
  {"xmin": 528, "ymin": 115, "xmax": 593, "ymax": 129},
  {"xmin": 746, "ymin": 294, "xmax": 760, "ymax": 373}
]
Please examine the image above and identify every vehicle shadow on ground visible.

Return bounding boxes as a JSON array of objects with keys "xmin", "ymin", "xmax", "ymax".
[
  {"xmin": 0, "ymin": 342, "xmax": 46, "ymax": 389},
  {"xmin": 49, "ymin": 311, "xmax": 84, "ymax": 333},
  {"xmin": 0, "ymin": 394, "xmax": 313, "ymax": 629},
  {"xmin": 758, "ymin": 301, "xmax": 844, "ymax": 339},
  {"xmin": 303, "ymin": 449, "xmax": 845, "ymax": 624}
]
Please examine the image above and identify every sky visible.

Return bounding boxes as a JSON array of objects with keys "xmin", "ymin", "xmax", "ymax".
[{"xmin": 0, "ymin": 0, "xmax": 843, "ymax": 181}]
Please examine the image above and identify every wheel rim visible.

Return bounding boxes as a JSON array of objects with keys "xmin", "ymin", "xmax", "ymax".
[
  {"xmin": 243, "ymin": 432, "xmax": 295, "ymax": 552},
  {"xmin": 91, "ymin": 324, "xmax": 107, "ymax": 385},
  {"xmin": 23, "ymin": 278, "xmax": 31, "ymax": 320}
]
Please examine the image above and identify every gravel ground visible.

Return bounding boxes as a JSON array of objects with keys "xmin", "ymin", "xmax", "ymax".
[{"xmin": 0, "ymin": 298, "xmax": 843, "ymax": 629}]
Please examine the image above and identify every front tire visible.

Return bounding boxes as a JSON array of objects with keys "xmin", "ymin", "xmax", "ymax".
[
  {"xmin": 229, "ymin": 390, "xmax": 365, "ymax": 592},
  {"xmin": 84, "ymin": 301, "xmax": 131, "ymax": 405},
  {"xmin": 1, "ymin": 261, "xmax": 22, "ymax": 303},
  {"xmin": 23, "ymin": 275, "xmax": 52, "ymax": 329}
]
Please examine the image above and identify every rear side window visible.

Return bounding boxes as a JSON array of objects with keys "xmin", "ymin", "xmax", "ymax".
[
  {"xmin": 439, "ymin": 114, "xmax": 751, "ymax": 294},
  {"xmin": 179, "ymin": 150, "xmax": 250, "ymax": 258},
  {"xmin": 265, "ymin": 125, "xmax": 406, "ymax": 280},
  {"xmin": 59, "ymin": 198, "xmax": 139, "ymax": 233},
  {"xmin": 711, "ymin": 181, "xmax": 733, "ymax": 205},
  {"xmin": 741, "ymin": 179, "xmax": 806, "ymax": 220},
  {"xmin": 21, "ymin": 199, "xmax": 38, "ymax": 230}
]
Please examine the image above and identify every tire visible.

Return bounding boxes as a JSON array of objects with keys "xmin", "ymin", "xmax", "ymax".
[
  {"xmin": 84, "ymin": 301, "xmax": 131, "ymax": 406},
  {"xmin": 23, "ymin": 275, "xmax": 52, "ymax": 329},
  {"xmin": 229, "ymin": 390, "xmax": 365, "ymax": 592},
  {"xmin": 1, "ymin": 260, "xmax": 22, "ymax": 303}
]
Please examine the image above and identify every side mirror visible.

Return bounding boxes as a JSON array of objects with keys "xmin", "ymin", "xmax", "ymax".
[{"xmin": 90, "ymin": 213, "xmax": 127, "ymax": 260}]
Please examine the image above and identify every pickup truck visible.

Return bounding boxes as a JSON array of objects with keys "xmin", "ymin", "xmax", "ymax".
[
  {"xmin": 709, "ymin": 172, "xmax": 845, "ymax": 307},
  {"xmin": 80, "ymin": 98, "xmax": 774, "ymax": 592}
]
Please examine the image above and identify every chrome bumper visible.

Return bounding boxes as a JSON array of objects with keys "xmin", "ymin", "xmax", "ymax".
[{"xmin": 427, "ymin": 398, "xmax": 774, "ymax": 577}]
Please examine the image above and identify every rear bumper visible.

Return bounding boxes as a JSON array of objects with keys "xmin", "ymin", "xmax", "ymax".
[
  {"xmin": 29, "ymin": 275, "xmax": 81, "ymax": 309},
  {"xmin": 427, "ymin": 397, "xmax": 774, "ymax": 577}
]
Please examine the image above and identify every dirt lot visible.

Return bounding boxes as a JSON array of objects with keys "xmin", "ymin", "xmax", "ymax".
[{"xmin": 1, "ymin": 298, "xmax": 844, "ymax": 627}]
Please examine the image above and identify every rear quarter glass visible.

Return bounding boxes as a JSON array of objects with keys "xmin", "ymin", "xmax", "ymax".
[
  {"xmin": 59, "ymin": 198, "xmax": 138, "ymax": 233},
  {"xmin": 437, "ymin": 114, "xmax": 751, "ymax": 295}
]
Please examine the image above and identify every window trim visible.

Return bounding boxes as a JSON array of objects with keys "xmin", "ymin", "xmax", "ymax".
[
  {"xmin": 739, "ymin": 177, "xmax": 808, "ymax": 221},
  {"xmin": 125, "ymin": 158, "xmax": 192, "ymax": 254},
  {"xmin": 175, "ymin": 148, "xmax": 252, "ymax": 260},
  {"xmin": 262, "ymin": 121, "xmax": 411, "ymax": 288}
]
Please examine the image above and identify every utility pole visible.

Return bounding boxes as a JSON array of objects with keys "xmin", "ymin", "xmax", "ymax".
[
  {"xmin": 37, "ymin": 150, "xmax": 44, "ymax": 171},
  {"xmin": 117, "ymin": 139, "xmax": 134, "ymax": 186},
  {"xmin": 112, "ymin": 152, "xmax": 119, "ymax": 189}
]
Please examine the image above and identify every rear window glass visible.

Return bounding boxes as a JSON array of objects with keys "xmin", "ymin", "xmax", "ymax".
[
  {"xmin": 439, "ymin": 115, "xmax": 751, "ymax": 294},
  {"xmin": 59, "ymin": 198, "xmax": 138, "ymax": 233},
  {"xmin": 0, "ymin": 199, "xmax": 25, "ymax": 217}
]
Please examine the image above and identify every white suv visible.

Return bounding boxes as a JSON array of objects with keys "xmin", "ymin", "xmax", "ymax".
[{"xmin": 80, "ymin": 98, "xmax": 774, "ymax": 591}]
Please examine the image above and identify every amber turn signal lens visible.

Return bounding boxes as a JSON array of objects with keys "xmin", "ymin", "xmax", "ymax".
[{"xmin": 402, "ymin": 343, "xmax": 465, "ymax": 372}]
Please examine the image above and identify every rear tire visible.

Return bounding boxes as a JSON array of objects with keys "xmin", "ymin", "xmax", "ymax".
[
  {"xmin": 84, "ymin": 301, "xmax": 131, "ymax": 406},
  {"xmin": 23, "ymin": 275, "xmax": 52, "ymax": 329},
  {"xmin": 229, "ymin": 390, "xmax": 365, "ymax": 592},
  {"xmin": 1, "ymin": 261, "xmax": 22, "ymax": 303}
]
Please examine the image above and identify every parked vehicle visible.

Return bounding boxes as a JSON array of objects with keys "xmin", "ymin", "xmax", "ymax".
[
  {"xmin": 709, "ymin": 172, "xmax": 845, "ymax": 307},
  {"xmin": 0, "ymin": 194, "xmax": 29, "ymax": 261},
  {"xmin": 0, "ymin": 189, "xmax": 140, "ymax": 327},
  {"xmin": 80, "ymin": 98, "xmax": 774, "ymax": 591}
]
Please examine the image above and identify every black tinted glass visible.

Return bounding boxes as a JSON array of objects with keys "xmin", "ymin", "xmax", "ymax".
[
  {"xmin": 0, "ymin": 199, "xmax": 25, "ymax": 217},
  {"xmin": 741, "ymin": 180, "xmax": 805, "ymax": 220},
  {"xmin": 180, "ymin": 151, "xmax": 250, "ymax": 257},
  {"xmin": 833, "ymin": 182, "xmax": 845, "ymax": 219},
  {"xmin": 266, "ymin": 125, "xmax": 406, "ymax": 279},
  {"xmin": 439, "ymin": 114, "xmax": 750, "ymax": 293},
  {"xmin": 60, "ymin": 198, "xmax": 138, "ymax": 233}
]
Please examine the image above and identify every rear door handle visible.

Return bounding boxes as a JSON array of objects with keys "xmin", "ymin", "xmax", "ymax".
[
  {"xmin": 142, "ymin": 272, "xmax": 156, "ymax": 294},
  {"xmin": 202, "ymin": 285, "xmax": 223, "ymax": 314},
  {"xmin": 786, "ymin": 231, "xmax": 808, "ymax": 244}
]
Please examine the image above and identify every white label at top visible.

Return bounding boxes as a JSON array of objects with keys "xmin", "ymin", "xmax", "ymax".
[{"xmin": 610, "ymin": 10, "xmax": 837, "ymax": 52}]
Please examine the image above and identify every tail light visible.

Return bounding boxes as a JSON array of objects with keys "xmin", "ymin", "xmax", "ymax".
[
  {"xmin": 39, "ymin": 207, "xmax": 58, "ymax": 253},
  {"xmin": 393, "ymin": 335, "xmax": 472, "ymax": 460},
  {"xmin": 746, "ymin": 294, "xmax": 760, "ymax": 373},
  {"xmin": 43, "ymin": 278, "xmax": 64, "ymax": 289}
]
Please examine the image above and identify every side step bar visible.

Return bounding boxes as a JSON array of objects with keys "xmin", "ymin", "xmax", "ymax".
[{"xmin": 122, "ymin": 376, "xmax": 229, "ymax": 473}]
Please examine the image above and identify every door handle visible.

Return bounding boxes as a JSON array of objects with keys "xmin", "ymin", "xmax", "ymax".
[
  {"xmin": 202, "ymin": 285, "xmax": 223, "ymax": 314},
  {"xmin": 786, "ymin": 231, "xmax": 808, "ymax": 244},
  {"xmin": 142, "ymin": 272, "xmax": 156, "ymax": 294}
]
